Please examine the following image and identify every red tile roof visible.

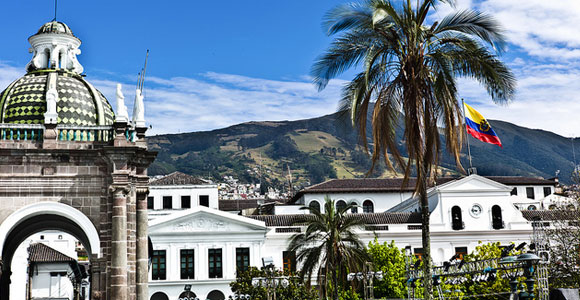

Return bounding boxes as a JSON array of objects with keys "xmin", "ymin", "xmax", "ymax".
[
  {"xmin": 247, "ymin": 212, "xmax": 421, "ymax": 227},
  {"xmin": 150, "ymin": 171, "xmax": 209, "ymax": 186},
  {"xmin": 28, "ymin": 243, "xmax": 76, "ymax": 263}
]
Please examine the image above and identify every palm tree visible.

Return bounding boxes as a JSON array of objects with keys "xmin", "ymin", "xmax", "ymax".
[
  {"xmin": 311, "ymin": 1, "xmax": 516, "ymax": 299},
  {"xmin": 287, "ymin": 196, "xmax": 368, "ymax": 299}
]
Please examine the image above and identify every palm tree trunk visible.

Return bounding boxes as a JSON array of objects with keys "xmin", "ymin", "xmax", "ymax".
[
  {"xmin": 332, "ymin": 269, "xmax": 339, "ymax": 300},
  {"xmin": 420, "ymin": 171, "xmax": 433, "ymax": 300}
]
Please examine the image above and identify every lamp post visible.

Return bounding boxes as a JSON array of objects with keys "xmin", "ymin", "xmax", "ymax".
[
  {"xmin": 251, "ymin": 275, "xmax": 290, "ymax": 300},
  {"xmin": 347, "ymin": 262, "xmax": 383, "ymax": 300},
  {"xmin": 516, "ymin": 253, "xmax": 540, "ymax": 300}
]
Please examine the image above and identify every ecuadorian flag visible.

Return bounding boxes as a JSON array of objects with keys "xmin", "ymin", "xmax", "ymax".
[{"xmin": 464, "ymin": 102, "xmax": 502, "ymax": 148}]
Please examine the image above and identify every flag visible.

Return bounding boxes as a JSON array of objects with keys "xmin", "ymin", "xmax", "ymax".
[{"xmin": 463, "ymin": 102, "xmax": 502, "ymax": 148}]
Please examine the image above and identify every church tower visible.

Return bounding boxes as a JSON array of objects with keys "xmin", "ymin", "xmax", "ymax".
[{"xmin": 0, "ymin": 21, "xmax": 156, "ymax": 300}]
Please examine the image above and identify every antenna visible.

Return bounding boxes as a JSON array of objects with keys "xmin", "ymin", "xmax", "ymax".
[
  {"xmin": 53, "ymin": 0, "xmax": 58, "ymax": 21},
  {"xmin": 138, "ymin": 50, "xmax": 150, "ymax": 92}
]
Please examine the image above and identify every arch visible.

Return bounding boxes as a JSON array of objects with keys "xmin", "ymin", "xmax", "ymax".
[
  {"xmin": 451, "ymin": 206, "xmax": 463, "ymax": 230},
  {"xmin": 207, "ymin": 290, "xmax": 225, "ymax": 300},
  {"xmin": 335, "ymin": 200, "xmax": 346, "ymax": 211},
  {"xmin": 0, "ymin": 202, "xmax": 101, "ymax": 258},
  {"xmin": 363, "ymin": 200, "xmax": 374, "ymax": 213},
  {"xmin": 150, "ymin": 292, "xmax": 169, "ymax": 300},
  {"xmin": 491, "ymin": 205, "xmax": 504, "ymax": 229},
  {"xmin": 527, "ymin": 205, "xmax": 537, "ymax": 211},
  {"xmin": 350, "ymin": 202, "xmax": 358, "ymax": 213},
  {"xmin": 178, "ymin": 290, "xmax": 197, "ymax": 300},
  {"xmin": 309, "ymin": 200, "xmax": 321, "ymax": 212}
]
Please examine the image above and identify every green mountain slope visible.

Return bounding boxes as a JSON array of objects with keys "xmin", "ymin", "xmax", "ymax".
[{"xmin": 147, "ymin": 113, "xmax": 579, "ymax": 189}]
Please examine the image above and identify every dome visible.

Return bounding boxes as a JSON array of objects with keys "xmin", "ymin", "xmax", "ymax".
[
  {"xmin": 36, "ymin": 21, "xmax": 75, "ymax": 37},
  {"xmin": 0, "ymin": 70, "xmax": 114, "ymax": 126}
]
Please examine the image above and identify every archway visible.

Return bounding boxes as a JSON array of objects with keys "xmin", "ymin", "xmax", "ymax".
[
  {"xmin": 150, "ymin": 292, "xmax": 169, "ymax": 300},
  {"xmin": 0, "ymin": 202, "xmax": 100, "ymax": 300},
  {"xmin": 207, "ymin": 290, "xmax": 226, "ymax": 300}
]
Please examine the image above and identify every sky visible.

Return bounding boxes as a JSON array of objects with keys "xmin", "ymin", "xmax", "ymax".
[{"xmin": 1, "ymin": 0, "xmax": 579, "ymax": 137}]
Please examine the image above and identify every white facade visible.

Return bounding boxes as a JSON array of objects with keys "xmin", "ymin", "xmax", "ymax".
[
  {"xmin": 144, "ymin": 174, "xmax": 565, "ymax": 300},
  {"xmin": 29, "ymin": 262, "xmax": 75, "ymax": 299},
  {"xmin": 149, "ymin": 184, "xmax": 218, "ymax": 211},
  {"xmin": 148, "ymin": 207, "xmax": 267, "ymax": 300}
]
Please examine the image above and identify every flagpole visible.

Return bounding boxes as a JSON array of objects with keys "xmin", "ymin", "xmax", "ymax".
[{"xmin": 461, "ymin": 99, "xmax": 474, "ymax": 173}]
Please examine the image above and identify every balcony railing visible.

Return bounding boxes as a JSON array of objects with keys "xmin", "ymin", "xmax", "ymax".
[{"xmin": 0, "ymin": 124, "xmax": 138, "ymax": 142}]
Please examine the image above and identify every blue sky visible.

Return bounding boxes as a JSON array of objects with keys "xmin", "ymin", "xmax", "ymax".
[{"xmin": 1, "ymin": 0, "xmax": 580, "ymax": 137}]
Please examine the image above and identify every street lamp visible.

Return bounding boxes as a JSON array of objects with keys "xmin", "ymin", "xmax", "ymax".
[
  {"xmin": 251, "ymin": 276, "xmax": 292, "ymax": 300},
  {"xmin": 516, "ymin": 253, "xmax": 540, "ymax": 300},
  {"xmin": 347, "ymin": 263, "xmax": 384, "ymax": 300}
]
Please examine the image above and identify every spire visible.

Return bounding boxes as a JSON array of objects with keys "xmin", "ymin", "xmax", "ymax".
[{"xmin": 25, "ymin": 21, "xmax": 83, "ymax": 74}]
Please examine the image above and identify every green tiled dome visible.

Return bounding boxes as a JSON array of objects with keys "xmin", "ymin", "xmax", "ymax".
[{"xmin": 0, "ymin": 70, "xmax": 114, "ymax": 126}]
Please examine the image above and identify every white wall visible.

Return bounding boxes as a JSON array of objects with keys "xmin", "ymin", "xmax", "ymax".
[
  {"xmin": 302, "ymin": 191, "xmax": 414, "ymax": 214},
  {"xmin": 30, "ymin": 262, "xmax": 74, "ymax": 300},
  {"xmin": 149, "ymin": 185, "xmax": 218, "ymax": 210}
]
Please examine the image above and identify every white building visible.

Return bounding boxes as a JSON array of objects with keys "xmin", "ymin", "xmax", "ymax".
[
  {"xmin": 146, "ymin": 174, "xmax": 573, "ymax": 300},
  {"xmin": 148, "ymin": 172, "xmax": 218, "ymax": 220}
]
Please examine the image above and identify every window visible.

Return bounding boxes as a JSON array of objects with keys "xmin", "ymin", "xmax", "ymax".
[
  {"xmin": 492, "ymin": 205, "xmax": 504, "ymax": 229},
  {"xmin": 543, "ymin": 187, "xmax": 552, "ymax": 197},
  {"xmin": 350, "ymin": 202, "xmax": 358, "ymax": 213},
  {"xmin": 283, "ymin": 251, "xmax": 296, "ymax": 273},
  {"xmin": 526, "ymin": 187, "xmax": 535, "ymax": 199},
  {"xmin": 162, "ymin": 196, "xmax": 172, "ymax": 209},
  {"xmin": 363, "ymin": 200, "xmax": 374, "ymax": 213},
  {"xmin": 199, "ymin": 195, "xmax": 209, "ymax": 207},
  {"xmin": 208, "ymin": 249, "xmax": 222, "ymax": 278},
  {"xmin": 451, "ymin": 206, "xmax": 464, "ymax": 230},
  {"xmin": 309, "ymin": 200, "xmax": 320, "ymax": 212},
  {"xmin": 181, "ymin": 196, "xmax": 191, "ymax": 209},
  {"xmin": 549, "ymin": 204, "xmax": 557, "ymax": 210},
  {"xmin": 336, "ymin": 200, "xmax": 346, "ymax": 211},
  {"xmin": 236, "ymin": 248, "xmax": 250, "ymax": 273},
  {"xmin": 527, "ymin": 205, "xmax": 537, "ymax": 211},
  {"xmin": 414, "ymin": 248, "xmax": 424, "ymax": 261},
  {"xmin": 455, "ymin": 247, "xmax": 468, "ymax": 260},
  {"xmin": 147, "ymin": 196, "xmax": 154, "ymax": 209},
  {"xmin": 180, "ymin": 249, "xmax": 194, "ymax": 279},
  {"xmin": 510, "ymin": 188, "xmax": 517, "ymax": 196},
  {"xmin": 152, "ymin": 250, "xmax": 166, "ymax": 280}
]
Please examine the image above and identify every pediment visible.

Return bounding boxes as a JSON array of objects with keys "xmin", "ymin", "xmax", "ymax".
[
  {"xmin": 149, "ymin": 207, "xmax": 266, "ymax": 234},
  {"xmin": 434, "ymin": 174, "xmax": 511, "ymax": 193}
]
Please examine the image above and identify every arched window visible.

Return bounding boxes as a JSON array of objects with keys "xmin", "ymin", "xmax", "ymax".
[
  {"xmin": 527, "ymin": 205, "xmax": 537, "ymax": 211},
  {"xmin": 150, "ymin": 292, "xmax": 169, "ymax": 300},
  {"xmin": 548, "ymin": 204, "xmax": 557, "ymax": 210},
  {"xmin": 451, "ymin": 206, "xmax": 464, "ymax": 230},
  {"xmin": 309, "ymin": 200, "xmax": 320, "ymax": 212},
  {"xmin": 207, "ymin": 290, "xmax": 226, "ymax": 300},
  {"xmin": 492, "ymin": 205, "xmax": 504, "ymax": 229},
  {"xmin": 350, "ymin": 202, "xmax": 358, "ymax": 213},
  {"xmin": 363, "ymin": 200, "xmax": 374, "ymax": 213},
  {"xmin": 336, "ymin": 200, "xmax": 346, "ymax": 211},
  {"xmin": 567, "ymin": 204, "xmax": 576, "ymax": 210}
]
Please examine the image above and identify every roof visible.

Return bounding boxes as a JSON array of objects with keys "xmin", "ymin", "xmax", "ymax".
[
  {"xmin": 28, "ymin": 243, "xmax": 76, "ymax": 263},
  {"xmin": 150, "ymin": 171, "xmax": 209, "ymax": 186},
  {"xmin": 521, "ymin": 210, "xmax": 578, "ymax": 221},
  {"xmin": 291, "ymin": 176, "xmax": 558, "ymax": 202},
  {"xmin": 218, "ymin": 199, "xmax": 279, "ymax": 211},
  {"xmin": 484, "ymin": 176, "xmax": 557, "ymax": 186},
  {"xmin": 247, "ymin": 212, "xmax": 421, "ymax": 227},
  {"xmin": 291, "ymin": 177, "xmax": 456, "ymax": 202},
  {"xmin": 36, "ymin": 21, "xmax": 75, "ymax": 37}
]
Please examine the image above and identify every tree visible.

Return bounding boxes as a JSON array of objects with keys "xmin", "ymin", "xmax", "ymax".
[
  {"xmin": 366, "ymin": 239, "xmax": 408, "ymax": 298},
  {"xmin": 287, "ymin": 196, "xmax": 369, "ymax": 299},
  {"xmin": 311, "ymin": 1, "xmax": 516, "ymax": 298},
  {"xmin": 230, "ymin": 267, "xmax": 319, "ymax": 300}
]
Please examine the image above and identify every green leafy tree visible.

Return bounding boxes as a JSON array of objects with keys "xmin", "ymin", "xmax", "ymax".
[
  {"xmin": 367, "ymin": 239, "xmax": 408, "ymax": 298},
  {"xmin": 229, "ymin": 267, "xmax": 318, "ymax": 300},
  {"xmin": 287, "ymin": 196, "xmax": 369, "ymax": 299},
  {"xmin": 312, "ymin": 1, "xmax": 516, "ymax": 298}
]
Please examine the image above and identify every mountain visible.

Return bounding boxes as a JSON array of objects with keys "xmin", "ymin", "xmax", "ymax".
[{"xmin": 146, "ymin": 112, "xmax": 579, "ymax": 190}]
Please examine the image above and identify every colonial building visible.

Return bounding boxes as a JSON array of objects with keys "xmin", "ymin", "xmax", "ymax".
[
  {"xmin": 0, "ymin": 20, "xmax": 155, "ymax": 300},
  {"xmin": 145, "ymin": 174, "xmax": 570, "ymax": 300}
]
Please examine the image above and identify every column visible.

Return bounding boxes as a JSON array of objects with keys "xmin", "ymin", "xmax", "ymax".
[
  {"xmin": 111, "ymin": 186, "xmax": 128, "ymax": 300},
  {"xmin": 136, "ymin": 188, "xmax": 149, "ymax": 300}
]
